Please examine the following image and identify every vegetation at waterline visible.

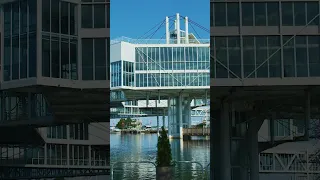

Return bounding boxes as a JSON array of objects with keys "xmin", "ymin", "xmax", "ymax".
[{"xmin": 116, "ymin": 117, "xmax": 137, "ymax": 129}]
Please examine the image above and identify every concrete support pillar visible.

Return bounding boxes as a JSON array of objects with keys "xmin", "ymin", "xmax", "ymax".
[
  {"xmin": 212, "ymin": 102, "xmax": 231, "ymax": 180},
  {"xmin": 305, "ymin": 89, "xmax": 310, "ymax": 140},
  {"xmin": 162, "ymin": 115, "xmax": 165, "ymax": 128},
  {"xmin": 220, "ymin": 102, "xmax": 231, "ymax": 180},
  {"xmin": 249, "ymin": 128, "xmax": 259, "ymax": 180},
  {"xmin": 178, "ymin": 94, "xmax": 183, "ymax": 138},
  {"xmin": 168, "ymin": 98, "xmax": 172, "ymax": 138},
  {"xmin": 157, "ymin": 115, "xmax": 159, "ymax": 136}
]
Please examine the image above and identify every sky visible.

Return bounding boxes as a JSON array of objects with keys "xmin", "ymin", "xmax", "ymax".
[{"xmin": 110, "ymin": 0, "xmax": 210, "ymax": 40}]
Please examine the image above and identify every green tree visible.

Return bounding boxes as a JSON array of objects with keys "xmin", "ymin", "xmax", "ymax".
[
  {"xmin": 156, "ymin": 126, "xmax": 173, "ymax": 167},
  {"xmin": 116, "ymin": 118, "xmax": 134, "ymax": 129}
]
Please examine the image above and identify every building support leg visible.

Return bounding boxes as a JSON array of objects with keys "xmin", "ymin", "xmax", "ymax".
[{"xmin": 157, "ymin": 115, "xmax": 159, "ymax": 136}]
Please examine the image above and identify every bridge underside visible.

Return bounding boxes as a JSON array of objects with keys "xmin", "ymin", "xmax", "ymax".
[{"xmin": 211, "ymin": 85, "xmax": 320, "ymax": 180}]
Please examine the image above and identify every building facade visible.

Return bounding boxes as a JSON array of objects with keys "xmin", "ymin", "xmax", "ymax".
[{"xmin": 0, "ymin": 0, "xmax": 110, "ymax": 179}]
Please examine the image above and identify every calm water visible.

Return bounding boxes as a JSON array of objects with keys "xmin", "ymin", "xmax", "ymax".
[{"xmin": 110, "ymin": 133, "xmax": 210, "ymax": 180}]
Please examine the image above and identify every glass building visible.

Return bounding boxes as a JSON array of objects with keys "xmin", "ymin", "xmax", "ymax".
[
  {"xmin": 111, "ymin": 43, "xmax": 210, "ymax": 89},
  {"xmin": 210, "ymin": 0, "xmax": 320, "ymax": 79},
  {"xmin": 1, "ymin": 0, "xmax": 110, "ymax": 85}
]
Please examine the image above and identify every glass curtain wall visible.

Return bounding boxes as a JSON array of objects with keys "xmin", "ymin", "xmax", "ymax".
[
  {"xmin": 3, "ymin": 0, "xmax": 37, "ymax": 81},
  {"xmin": 42, "ymin": 0, "xmax": 78, "ymax": 80},
  {"xmin": 135, "ymin": 46, "xmax": 210, "ymax": 87}
]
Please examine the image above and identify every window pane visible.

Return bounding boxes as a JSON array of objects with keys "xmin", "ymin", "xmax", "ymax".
[
  {"xmin": 12, "ymin": 37, "xmax": 19, "ymax": 80},
  {"xmin": 255, "ymin": 3, "xmax": 266, "ymax": 26},
  {"xmin": 268, "ymin": 36, "xmax": 281, "ymax": 77},
  {"xmin": 295, "ymin": 36, "xmax": 307, "ymax": 77},
  {"xmin": 20, "ymin": 35, "xmax": 28, "ymax": 79},
  {"xmin": 61, "ymin": 41, "xmax": 70, "ymax": 79},
  {"xmin": 61, "ymin": 1, "xmax": 69, "ymax": 34},
  {"xmin": 70, "ymin": 42, "xmax": 78, "ymax": 80},
  {"xmin": 12, "ymin": 2, "xmax": 19, "ymax": 36},
  {"xmin": 95, "ymin": 39, "xmax": 107, "ymax": 80},
  {"xmin": 255, "ymin": 36, "xmax": 268, "ymax": 77},
  {"xmin": 307, "ymin": 2, "xmax": 319, "ymax": 25},
  {"xmin": 20, "ymin": 0, "xmax": 28, "ymax": 34},
  {"xmin": 283, "ymin": 36, "xmax": 295, "ymax": 77},
  {"xmin": 29, "ymin": 33, "xmax": 37, "ymax": 77},
  {"xmin": 227, "ymin": 3, "xmax": 239, "ymax": 26},
  {"xmin": 82, "ymin": 5, "xmax": 93, "ymax": 28},
  {"xmin": 70, "ymin": 3, "xmax": 77, "ymax": 35},
  {"xmin": 4, "ymin": 38, "xmax": 11, "ymax": 81},
  {"xmin": 51, "ymin": 40, "xmax": 60, "ymax": 78},
  {"xmin": 42, "ymin": 0, "xmax": 50, "ymax": 32},
  {"xmin": 51, "ymin": 0, "xmax": 59, "ymax": 33},
  {"xmin": 294, "ymin": 2, "xmax": 306, "ymax": 26},
  {"xmin": 215, "ymin": 37, "xmax": 228, "ymax": 78},
  {"xmin": 94, "ymin": 5, "xmax": 106, "ymax": 28},
  {"xmin": 42, "ymin": 39, "xmax": 50, "ymax": 77},
  {"xmin": 82, "ymin": 39, "xmax": 93, "ymax": 80},
  {"xmin": 29, "ymin": 0, "xmax": 37, "ymax": 32},
  {"xmin": 282, "ymin": 2, "xmax": 293, "ymax": 26},
  {"xmin": 228, "ymin": 37, "xmax": 241, "ymax": 78},
  {"xmin": 214, "ymin": 3, "xmax": 226, "ymax": 26},
  {"xmin": 267, "ymin": 2, "xmax": 279, "ymax": 26},
  {"xmin": 4, "ymin": 4, "xmax": 11, "ymax": 37},
  {"xmin": 243, "ymin": 37, "xmax": 255, "ymax": 78},
  {"xmin": 242, "ymin": 3, "xmax": 253, "ymax": 26},
  {"xmin": 308, "ymin": 36, "xmax": 320, "ymax": 77}
]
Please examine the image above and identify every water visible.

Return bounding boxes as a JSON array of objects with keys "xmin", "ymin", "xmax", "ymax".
[{"xmin": 110, "ymin": 133, "xmax": 210, "ymax": 180}]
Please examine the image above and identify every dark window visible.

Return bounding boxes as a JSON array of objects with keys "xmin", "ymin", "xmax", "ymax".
[
  {"xmin": 242, "ymin": 3, "xmax": 254, "ymax": 26},
  {"xmin": 283, "ymin": 36, "xmax": 295, "ymax": 77},
  {"xmin": 51, "ymin": 40, "xmax": 60, "ymax": 78},
  {"xmin": 282, "ymin": 2, "xmax": 293, "ymax": 26},
  {"xmin": 82, "ymin": 39, "xmax": 94, "ymax": 80},
  {"xmin": 95, "ymin": 39, "xmax": 107, "ymax": 80},
  {"xmin": 210, "ymin": 3, "xmax": 214, "ymax": 27},
  {"xmin": 28, "ymin": 0, "xmax": 37, "ymax": 32},
  {"xmin": 82, "ymin": 5, "xmax": 93, "ymax": 28},
  {"xmin": 70, "ymin": 3, "xmax": 76, "ymax": 35},
  {"xmin": 42, "ymin": 39, "xmax": 51, "ymax": 77},
  {"xmin": 227, "ymin": 3, "xmax": 239, "ymax": 26},
  {"xmin": 307, "ymin": 2, "xmax": 319, "ymax": 25},
  {"xmin": 20, "ymin": 35, "xmax": 28, "ymax": 79},
  {"xmin": 94, "ymin": 5, "xmax": 106, "ymax": 28},
  {"xmin": 295, "ymin": 36, "xmax": 307, "ymax": 77},
  {"xmin": 12, "ymin": 2, "xmax": 19, "ymax": 36},
  {"xmin": 308, "ymin": 36, "xmax": 320, "ymax": 77},
  {"xmin": 214, "ymin": 3, "xmax": 226, "ymax": 26},
  {"xmin": 228, "ymin": 37, "xmax": 241, "ymax": 78},
  {"xmin": 61, "ymin": 41, "xmax": 70, "ymax": 79},
  {"xmin": 215, "ymin": 37, "xmax": 228, "ymax": 78},
  {"xmin": 42, "ymin": 0, "xmax": 50, "ymax": 32},
  {"xmin": 61, "ymin": 1, "xmax": 69, "ymax": 34},
  {"xmin": 20, "ymin": 0, "xmax": 28, "ymax": 34},
  {"xmin": 255, "ymin": 3, "xmax": 267, "ymax": 26},
  {"xmin": 70, "ymin": 42, "xmax": 78, "ymax": 80},
  {"xmin": 294, "ymin": 2, "xmax": 306, "ymax": 26},
  {"xmin": 29, "ymin": 33, "xmax": 37, "ymax": 77},
  {"xmin": 4, "ymin": 4, "xmax": 11, "ymax": 37},
  {"xmin": 267, "ymin": 36, "xmax": 281, "ymax": 77},
  {"xmin": 255, "ymin": 36, "xmax": 268, "ymax": 77},
  {"xmin": 51, "ymin": 0, "xmax": 60, "ymax": 33},
  {"xmin": 4, "ymin": 38, "xmax": 11, "ymax": 81},
  {"xmin": 243, "ymin": 36, "xmax": 255, "ymax": 78},
  {"xmin": 12, "ymin": 37, "xmax": 19, "ymax": 80},
  {"xmin": 267, "ymin": 2, "xmax": 279, "ymax": 26}
]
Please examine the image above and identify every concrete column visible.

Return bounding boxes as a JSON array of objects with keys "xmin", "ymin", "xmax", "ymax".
[
  {"xmin": 168, "ymin": 98, "xmax": 172, "ymax": 138},
  {"xmin": 249, "ymin": 128, "xmax": 259, "ymax": 180},
  {"xmin": 219, "ymin": 102, "xmax": 231, "ymax": 180},
  {"xmin": 157, "ymin": 115, "xmax": 159, "ymax": 136},
  {"xmin": 305, "ymin": 89, "xmax": 310, "ymax": 140},
  {"xmin": 178, "ymin": 95, "xmax": 183, "ymax": 138},
  {"xmin": 162, "ymin": 115, "xmax": 165, "ymax": 128}
]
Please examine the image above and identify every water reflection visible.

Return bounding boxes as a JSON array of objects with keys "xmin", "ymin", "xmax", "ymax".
[{"xmin": 111, "ymin": 134, "xmax": 210, "ymax": 180}]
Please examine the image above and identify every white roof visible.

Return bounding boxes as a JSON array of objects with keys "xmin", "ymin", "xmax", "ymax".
[{"xmin": 262, "ymin": 139, "xmax": 320, "ymax": 154}]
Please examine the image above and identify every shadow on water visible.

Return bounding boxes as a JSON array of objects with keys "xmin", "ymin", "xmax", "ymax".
[{"xmin": 110, "ymin": 134, "xmax": 210, "ymax": 180}]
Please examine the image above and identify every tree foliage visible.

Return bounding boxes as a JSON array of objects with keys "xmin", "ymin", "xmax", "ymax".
[
  {"xmin": 116, "ymin": 117, "xmax": 135, "ymax": 129},
  {"xmin": 156, "ymin": 126, "xmax": 172, "ymax": 167}
]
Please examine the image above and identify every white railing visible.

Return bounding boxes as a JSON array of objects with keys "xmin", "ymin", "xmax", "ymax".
[{"xmin": 111, "ymin": 36, "xmax": 210, "ymax": 45}]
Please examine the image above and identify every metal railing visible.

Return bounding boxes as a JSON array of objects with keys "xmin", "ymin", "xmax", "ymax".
[{"xmin": 111, "ymin": 160, "xmax": 208, "ymax": 180}]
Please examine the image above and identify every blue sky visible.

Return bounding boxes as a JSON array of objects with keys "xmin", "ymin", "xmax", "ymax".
[{"xmin": 110, "ymin": 0, "xmax": 210, "ymax": 39}]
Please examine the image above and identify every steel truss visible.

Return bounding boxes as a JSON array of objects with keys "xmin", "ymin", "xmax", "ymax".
[{"xmin": 0, "ymin": 166, "xmax": 110, "ymax": 179}]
